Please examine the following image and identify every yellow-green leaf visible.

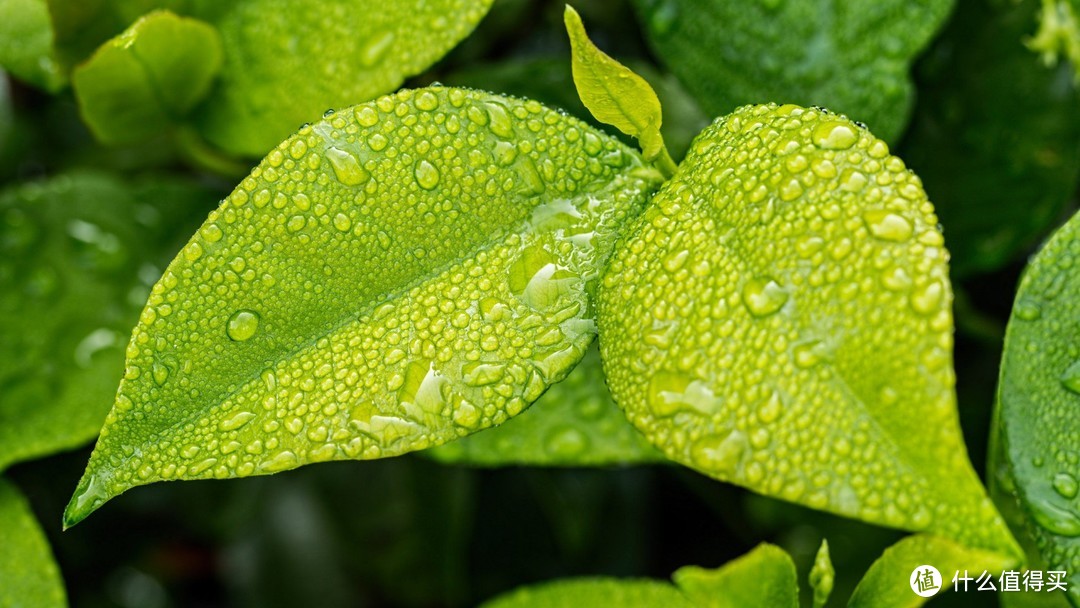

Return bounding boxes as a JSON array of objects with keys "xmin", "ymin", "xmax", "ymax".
[
  {"xmin": 810, "ymin": 539, "xmax": 834, "ymax": 608},
  {"xmin": 72, "ymin": 10, "xmax": 223, "ymax": 145},
  {"xmin": 427, "ymin": 344, "xmax": 663, "ymax": 466},
  {"xmin": 1028, "ymin": 0, "xmax": 1080, "ymax": 78},
  {"xmin": 848, "ymin": 534, "xmax": 1016, "ymax": 607},
  {"xmin": 0, "ymin": 478, "xmax": 66, "ymax": 608},
  {"xmin": 480, "ymin": 578, "xmax": 694, "ymax": 608},
  {"xmin": 597, "ymin": 103, "xmax": 1021, "ymax": 558},
  {"xmin": 563, "ymin": 5, "xmax": 673, "ymax": 174},
  {"xmin": 64, "ymin": 87, "xmax": 662, "ymax": 527},
  {"xmin": 994, "ymin": 208, "xmax": 1080, "ymax": 606},
  {"xmin": 673, "ymin": 543, "xmax": 799, "ymax": 608}
]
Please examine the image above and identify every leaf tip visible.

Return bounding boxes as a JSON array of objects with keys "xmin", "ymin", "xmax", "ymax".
[{"xmin": 62, "ymin": 471, "xmax": 112, "ymax": 530}]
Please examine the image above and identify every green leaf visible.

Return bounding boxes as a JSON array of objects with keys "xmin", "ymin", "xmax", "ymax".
[
  {"xmin": 900, "ymin": 0, "xmax": 1080, "ymax": 277},
  {"xmin": 192, "ymin": 0, "xmax": 495, "ymax": 156},
  {"xmin": 0, "ymin": 478, "xmax": 67, "ymax": 608},
  {"xmin": 810, "ymin": 539, "xmax": 834, "ymax": 608},
  {"xmin": 64, "ymin": 87, "xmax": 662, "ymax": 527},
  {"xmin": 0, "ymin": 171, "xmax": 215, "ymax": 473},
  {"xmin": 848, "ymin": 534, "xmax": 1016, "ymax": 608},
  {"xmin": 1028, "ymin": 0, "xmax": 1080, "ymax": 78},
  {"xmin": 629, "ymin": 0, "xmax": 954, "ymax": 143},
  {"xmin": 597, "ymin": 103, "xmax": 1021, "ymax": 558},
  {"xmin": 72, "ymin": 10, "xmax": 223, "ymax": 145},
  {"xmin": 563, "ymin": 5, "xmax": 676, "ymax": 175},
  {"xmin": 427, "ymin": 344, "xmax": 663, "ymax": 466},
  {"xmin": 994, "ymin": 208, "xmax": 1080, "ymax": 606},
  {"xmin": 673, "ymin": 543, "xmax": 799, "ymax": 608},
  {"xmin": 0, "ymin": 0, "xmax": 67, "ymax": 90},
  {"xmin": 480, "ymin": 578, "xmax": 694, "ymax": 608}
]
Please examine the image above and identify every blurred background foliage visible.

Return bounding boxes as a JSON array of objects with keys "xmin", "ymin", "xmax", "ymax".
[{"xmin": 1, "ymin": 0, "xmax": 1078, "ymax": 606}]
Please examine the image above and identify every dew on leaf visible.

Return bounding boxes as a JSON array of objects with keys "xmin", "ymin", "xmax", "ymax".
[{"xmin": 226, "ymin": 309, "xmax": 260, "ymax": 342}]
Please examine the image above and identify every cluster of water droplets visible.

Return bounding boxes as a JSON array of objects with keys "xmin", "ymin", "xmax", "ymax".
[
  {"xmin": 69, "ymin": 87, "xmax": 659, "ymax": 518},
  {"xmin": 600, "ymin": 103, "xmax": 1008, "ymax": 547}
]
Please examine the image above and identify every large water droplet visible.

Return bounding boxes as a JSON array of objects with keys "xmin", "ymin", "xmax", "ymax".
[
  {"xmin": 690, "ymin": 430, "xmax": 747, "ymax": 475},
  {"xmin": 414, "ymin": 160, "xmax": 441, "ymax": 190},
  {"xmin": 219, "ymin": 411, "xmax": 256, "ymax": 431},
  {"xmin": 742, "ymin": 277, "xmax": 789, "ymax": 317},
  {"xmin": 1061, "ymin": 359, "xmax": 1080, "ymax": 394},
  {"xmin": 1053, "ymin": 472, "xmax": 1079, "ymax": 499},
  {"xmin": 863, "ymin": 210, "xmax": 913, "ymax": 242},
  {"xmin": 227, "ymin": 310, "xmax": 260, "ymax": 342},
  {"xmin": 812, "ymin": 121, "xmax": 858, "ymax": 150},
  {"xmin": 1029, "ymin": 497, "xmax": 1080, "ymax": 537},
  {"xmin": 325, "ymin": 147, "xmax": 369, "ymax": 186}
]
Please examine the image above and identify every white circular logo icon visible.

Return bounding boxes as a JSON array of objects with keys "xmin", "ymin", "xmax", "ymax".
[{"xmin": 910, "ymin": 565, "xmax": 942, "ymax": 597}]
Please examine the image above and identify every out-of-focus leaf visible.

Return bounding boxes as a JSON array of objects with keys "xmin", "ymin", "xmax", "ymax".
[
  {"xmin": 0, "ymin": 478, "xmax": 66, "ymax": 607},
  {"xmin": 630, "ymin": 0, "xmax": 954, "ymax": 142},
  {"xmin": 598, "ymin": 103, "xmax": 1021, "ymax": 558},
  {"xmin": 900, "ymin": 0, "xmax": 1080, "ymax": 277},
  {"xmin": 428, "ymin": 345, "xmax": 663, "ymax": 466},
  {"xmin": 994, "ymin": 208, "xmax": 1080, "ymax": 606},
  {"xmin": 809, "ymin": 539, "xmax": 834, "ymax": 608},
  {"xmin": 1028, "ymin": 0, "xmax": 1080, "ymax": 78},
  {"xmin": 0, "ymin": 171, "xmax": 215, "ymax": 472},
  {"xmin": 480, "ymin": 578, "xmax": 693, "ymax": 608},
  {"xmin": 192, "ymin": 0, "xmax": 496, "ymax": 156},
  {"xmin": 72, "ymin": 10, "xmax": 223, "ymax": 145},
  {"xmin": 848, "ymin": 534, "xmax": 1016, "ymax": 607},
  {"xmin": 63, "ymin": 87, "xmax": 662, "ymax": 527},
  {"xmin": 443, "ymin": 57, "xmax": 707, "ymax": 161},
  {"xmin": 673, "ymin": 543, "xmax": 798, "ymax": 608},
  {"xmin": 0, "ymin": 0, "xmax": 66, "ymax": 90}
]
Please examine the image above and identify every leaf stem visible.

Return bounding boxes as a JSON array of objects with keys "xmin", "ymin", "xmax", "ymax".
[{"xmin": 654, "ymin": 145, "xmax": 678, "ymax": 180}]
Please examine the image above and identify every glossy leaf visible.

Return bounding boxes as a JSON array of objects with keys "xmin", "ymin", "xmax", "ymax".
[
  {"xmin": 480, "ymin": 578, "xmax": 693, "ymax": 608},
  {"xmin": 192, "ymin": 0, "xmax": 495, "ymax": 156},
  {"xmin": 597, "ymin": 103, "xmax": 1020, "ymax": 557},
  {"xmin": 64, "ymin": 87, "xmax": 662, "ymax": 527},
  {"xmin": 427, "ymin": 344, "xmax": 663, "ymax": 466},
  {"xmin": 0, "ymin": 478, "xmax": 66, "ymax": 608},
  {"xmin": 564, "ymin": 5, "xmax": 673, "ymax": 173},
  {"xmin": 72, "ymin": 10, "xmax": 223, "ymax": 145},
  {"xmin": 994, "ymin": 208, "xmax": 1080, "ymax": 605},
  {"xmin": 673, "ymin": 543, "xmax": 798, "ymax": 608},
  {"xmin": 810, "ymin": 539, "xmax": 834, "ymax": 608},
  {"xmin": 900, "ymin": 0, "xmax": 1080, "ymax": 277},
  {"xmin": 0, "ymin": 0, "xmax": 66, "ymax": 90},
  {"xmin": 630, "ymin": 0, "xmax": 953, "ymax": 142},
  {"xmin": 0, "ymin": 171, "xmax": 215, "ymax": 472},
  {"xmin": 848, "ymin": 534, "xmax": 1016, "ymax": 607}
]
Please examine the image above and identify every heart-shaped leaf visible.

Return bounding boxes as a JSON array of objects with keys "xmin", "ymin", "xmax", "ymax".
[
  {"xmin": 0, "ymin": 171, "xmax": 215, "ymax": 472},
  {"xmin": 0, "ymin": 479, "xmax": 66, "ymax": 608},
  {"xmin": 72, "ymin": 10, "xmax": 223, "ymax": 145},
  {"xmin": 629, "ymin": 0, "xmax": 953, "ymax": 142},
  {"xmin": 64, "ymin": 87, "xmax": 661, "ymax": 527},
  {"xmin": 597, "ymin": 103, "xmax": 1020, "ymax": 557},
  {"xmin": 994, "ymin": 208, "xmax": 1080, "ymax": 605},
  {"xmin": 428, "ymin": 344, "xmax": 663, "ymax": 466}
]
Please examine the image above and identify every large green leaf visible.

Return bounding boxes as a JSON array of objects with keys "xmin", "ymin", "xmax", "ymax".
[
  {"xmin": 0, "ymin": 478, "xmax": 66, "ymax": 608},
  {"xmin": 994, "ymin": 208, "xmax": 1080, "ymax": 606},
  {"xmin": 629, "ymin": 0, "xmax": 953, "ymax": 143},
  {"xmin": 0, "ymin": 0, "xmax": 66, "ymax": 90},
  {"xmin": 597, "ymin": 103, "xmax": 1020, "ymax": 558},
  {"xmin": 848, "ymin": 534, "xmax": 1015, "ymax": 607},
  {"xmin": 192, "ymin": 0, "xmax": 495, "ymax": 156},
  {"xmin": 64, "ymin": 87, "xmax": 662, "ymax": 527},
  {"xmin": 427, "ymin": 344, "xmax": 663, "ymax": 466},
  {"xmin": 900, "ymin": 0, "xmax": 1080, "ymax": 277},
  {"xmin": 0, "ymin": 171, "xmax": 214, "ymax": 473},
  {"xmin": 72, "ymin": 10, "xmax": 223, "ymax": 145}
]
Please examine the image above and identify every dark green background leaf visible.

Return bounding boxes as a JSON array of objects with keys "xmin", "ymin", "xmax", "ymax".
[{"xmin": 0, "ymin": 478, "xmax": 66, "ymax": 607}]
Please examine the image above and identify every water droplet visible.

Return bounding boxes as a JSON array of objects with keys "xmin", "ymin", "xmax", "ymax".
[
  {"xmin": 360, "ymin": 31, "xmax": 395, "ymax": 67},
  {"xmin": 227, "ymin": 310, "xmax": 260, "ymax": 342},
  {"xmin": 152, "ymin": 361, "xmax": 171, "ymax": 386},
  {"xmin": 461, "ymin": 361, "xmax": 506, "ymax": 386},
  {"xmin": 200, "ymin": 223, "xmax": 223, "ymax": 243},
  {"xmin": 484, "ymin": 102, "xmax": 514, "ymax": 138},
  {"xmin": 259, "ymin": 450, "xmax": 299, "ymax": 473},
  {"xmin": 690, "ymin": 430, "xmax": 747, "ymax": 475},
  {"xmin": 742, "ymin": 277, "xmax": 789, "ymax": 317},
  {"xmin": 1061, "ymin": 359, "xmax": 1080, "ymax": 394},
  {"xmin": 812, "ymin": 121, "xmax": 858, "ymax": 150},
  {"xmin": 333, "ymin": 213, "xmax": 352, "ymax": 232},
  {"xmin": 219, "ymin": 411, "xmax": 256, "ymax": 431},
  {"xmin": 325, "ymin": 147, "xmax": 369, "ymax": 186},
  {"xmin": 355, "ymin": 106, "xmax": 379, "ymax": 128},
  {"xmin": 1029, "ymin": 497, "xmax": 1080, "ymax": 537},
  {"xmin": 415, "ymin": 91, "xmax": 439, "ymax": 112},
  {"xmin": 911, "ymin": 281, "xmax": 943, "ymax": 315},
  {"xmin": 414, "ymin": 160, "xmax": 440, "ymax": 190},
  {"xmin": 1053, "ymin": 473, "xmax": 1079, "ymax": 499},
  {"xmin": 793, "ymin": 341, "xmax": 825, "ymax": 368},
  {"xmin": 1014, "ymin": 299, "xmax": 1042, "ymax": 321},
  {"xmin": 862, "ymin": 210, "xmax": 913, "ymax": 242}
]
